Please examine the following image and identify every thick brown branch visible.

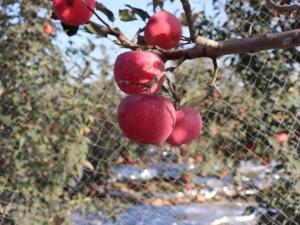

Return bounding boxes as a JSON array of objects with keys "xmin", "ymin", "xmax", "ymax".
[
  {"xmin": 180, "ymin": 0, "xmax": 196, "ymax": 42},
  {"xmin": 265, "ymin": 0, "xmax": 300, "ymax": 14},
  {"xmin": 162, "ymin": 29, "xmax": 300, "ymax": 60}
]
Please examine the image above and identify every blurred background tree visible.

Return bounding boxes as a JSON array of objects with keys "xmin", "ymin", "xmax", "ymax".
[{"xmin": 0, "ymin": 1, "xmax": 93, "ymax": 224}]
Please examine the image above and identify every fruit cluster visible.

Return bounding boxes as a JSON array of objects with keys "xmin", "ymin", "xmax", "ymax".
[
  {"xmin": 114, "ymin": 11, "xmax": 202, "ymax": 146},
  {"xmin": 51, "ymin": 1, "xmax": 203, "ymax": 146}
]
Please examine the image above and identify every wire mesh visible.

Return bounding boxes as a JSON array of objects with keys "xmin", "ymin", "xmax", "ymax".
[{"xmin": 0, "ymin": 0, "xmax": 300, "ymax": 225}]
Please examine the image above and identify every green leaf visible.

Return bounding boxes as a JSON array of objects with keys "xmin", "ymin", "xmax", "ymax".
[
  {"xmin": 125, "ymin": 5, "xmax": 150, "ymax": 21},
  {"xmin": 153, "ymin": 0, "xmax": 164, "ymax": 11},
  {"xmin": 84, "ymin": 23, "xmax": 108, "ymax": 37},
  {"xmin": 119, "ymin": 9, "xmax": 137, "ymax": 21},
  {"xmin": 61, "ymin": 22, "xmax": 79, "ymax": 36},
  {"xmin": 95, "ymin": 2, "xmax": 115, "ymax": 22}
]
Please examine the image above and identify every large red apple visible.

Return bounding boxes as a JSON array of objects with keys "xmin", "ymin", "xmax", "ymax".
[
  {"xmin": 117, "ymin": 94, "xmax": 175, "ymax": 144},
  {"xmin": 144, "ymin": 11, "xmax": 182, "ymax": 50},
  {"xmin": 167, "ymin": 108, "xmax": 202, "ymax": 146},
  {"xmin": 53, "ymin": 0, "xmax": 95, "ymax": 26},
  {"xmin": 114, "ymin": 51, "xmax": 165, "ymax": 94},
  {"xmin": 275, "ymin": 132, "xmax": 289, "ymax": 146}
]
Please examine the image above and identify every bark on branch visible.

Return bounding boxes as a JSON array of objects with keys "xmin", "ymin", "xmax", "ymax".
[
  {"xmin": 265, "ymin": 0, "xmax": 300, "ymax": 14},
  {"xmin": 162, "ymin": 29, "xmax": 300, "ymax": 60}
]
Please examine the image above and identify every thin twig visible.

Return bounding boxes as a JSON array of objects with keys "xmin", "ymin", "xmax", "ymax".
[
  {"xmin": 208, "ymin": 58, "xmax": 222, "ymax": 95},
  {"xmin": 80, "ymin": 0, "xmax": 110, "ymax": 28},
  {"xmin": 180, "ymin": 0, "xmax": 196, "ymax": 43},
  {"xmin": 166, "ymin": 76, "xmax": 181, "ymax": 109},
  {"xmin": 166, "ymin": 56, "xmax": 186, "ymax": 72},
  {"xmin": 89, "ymin": 21, "xmax": 138, "ymax": 49}
]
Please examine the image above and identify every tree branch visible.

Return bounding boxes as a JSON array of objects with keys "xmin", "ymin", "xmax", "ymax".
[
  {"xmin": 162, "ymin": 29, "xmax": 300, "ymax": 61},
  {"xmin": 89, "ymin": 21, "xmax": 138, "ymax": 49},
  {"xmin": 180, "ymin": 0, "xmax": 196, "ymax": 43},
  {"xmin": 265, "ymin": 0, "xmax": 300, "ymax": 14}
]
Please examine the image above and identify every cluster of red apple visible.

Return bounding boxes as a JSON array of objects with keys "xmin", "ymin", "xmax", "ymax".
[
  {"xmin": 115, "ymin": 11, "xmax": 202, "ymax": 146},
  {"xmin": 52, "ymin": 0, "xmax": 202, "ymax": 146}
]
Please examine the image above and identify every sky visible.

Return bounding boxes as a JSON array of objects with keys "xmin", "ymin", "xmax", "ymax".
[{"xmin": 52, "ymin": 0, "xmax": 224, "ymax": 80}]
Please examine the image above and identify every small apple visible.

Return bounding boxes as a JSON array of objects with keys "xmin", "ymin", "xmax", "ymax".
[
  {"xmin": 144, "ymin": 11, "xmax": 182, "ymax": 50},
  {"xmin": 53, "ymin": 0, "xmax": 95, "ymax": 26},
  {"xmin": 239, "ymin": 107, "xmax": 246, "ymax": 116},
  {"xmin": 114, "ymin": 51, "xmax": 165, "ymax": 94},
  {"xmin": 185, "ymin": 183, "xmax": 194, "ymax": 190},
  {"xmin": 245, "ymin": 144, "xmax": 256, "ymax": 153},
  {"xmin": 117, "ymin": 94, "xmax": 175, "ymax": 144},
  {"xmin": 274, "ymin": 10, "xmax": 280, "ymax": 17},
  {"xmin": 167, "ymin": 108, "xmax": 202, "ymax": 146},
  {"xmin": 195, "ymin": 155, "xmax": 203, "ymax": 162},
  {"xmin": 182, "ymin": 173, "xmax": 190, "ymax": 183},
  {"xmin": 44, "ymin": 23, "xmax": 54, "ymax": 35},
  {"xmin": 212, "ymin": 90, "xmax": 221, "ymax": 101},
  {"xmin": 262, "ymin": 153, "xmax": 270, "ymax": 165},
  {"xmin": 275, "ymin": 132, "xmax": 289, "ymax": 146}
]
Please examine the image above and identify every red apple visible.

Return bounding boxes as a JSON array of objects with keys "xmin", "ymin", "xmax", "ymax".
[
  {"xmin": 262, "ymin": 153, "xmax": 270, "ymax": 165},
  {"xmin": 182, "ymin": 173, "xmax": 190, "ymax": 183},
  {"xmin": 245, "ymin": 144, "xmax": 256, "ymax": 153},
  {"xmin": 212, "ymin": 90, "xmax": 221, "ymax": 101},
  {"xmin": 114, "ymin": 51, "xmax": 165, "ymax": 94},
  {"xmin": 195, "ymin": 155, "xmax": 203, "ymax": 162},
  {"xmin": 117, "ymin": 94, "xmax": 175, "ymax": 144},
  {"xmin": 275, "ymin": 132, "xmax": 289, "ymax": 146},
  {"xmin": 185, "ymin": 183, "xmax": 194, "ymax": 190},
  {"xmin": 44, "ymin": 23, "xmax": 54, "ymax": 35},
  {"xmin": 53, "ymin": 0, "xmax": 95, "ymax": 26},
  {"xmin": 167, "ymin": 108, "xmax": 202, "ymax": 146},
  {"xmin": 274, "ymin": 10, "xmax": 280, "ymax": 17},
  {"xmin": 144, "ymin": 11, "xmax": 182, "ymax": 50}
]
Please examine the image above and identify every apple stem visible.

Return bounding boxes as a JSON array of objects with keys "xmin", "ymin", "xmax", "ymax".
[{"xmin": 66, "ymin": 0, "xmax": 74, "ymax": 6}]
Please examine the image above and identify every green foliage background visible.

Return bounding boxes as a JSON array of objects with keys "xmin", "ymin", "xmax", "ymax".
[{"xmin": 0, "ymin": 0, "xmax": 299, "ymax": 224}]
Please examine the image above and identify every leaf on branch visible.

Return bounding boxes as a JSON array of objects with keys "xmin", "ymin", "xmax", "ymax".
[
  {"xmin": 119, "ymin": 9, "xmax": 137, "ymax": 21},
  {"xmin": 125, "ymin": 4, "xmax": 150, "ymax": 21},
  {"xmin": 84, "ymin": 23, "xmax": 108, "ymax": 37},
  {"xmin": 61, "ymin": 22, "xmax": 79, "ymax": 36},
  {"xmin": 95, "ymin": 2, "xmax": 115, "ymax": 22},
  {"xmin": 51, "ymin": 12, "xmax": 59, "ymax": 20},
  {"xmin": 153, "ymin": 0, "xmax": 164, "ymax": 12}
]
